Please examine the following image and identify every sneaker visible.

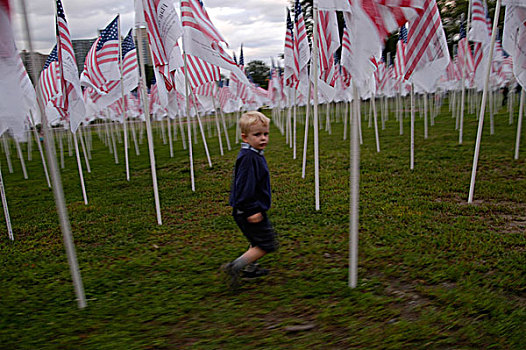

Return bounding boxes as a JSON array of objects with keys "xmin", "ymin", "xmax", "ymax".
[
  {"xmin": 241, "ymin": 263, "xmax": 270, "ymax": 279},
  {"xmin": 221, "ymin": 263, "xmax": 241, "ymax": 290}
]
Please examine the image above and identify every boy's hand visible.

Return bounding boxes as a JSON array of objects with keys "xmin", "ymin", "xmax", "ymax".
[{"xmin": 247, "ymin": 212, "xmax": 263, "ymax": 223}]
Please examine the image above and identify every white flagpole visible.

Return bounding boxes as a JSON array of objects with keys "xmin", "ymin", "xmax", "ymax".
[
  {"xmin": 72, "ymin": 131, "xmax": 88, "ymax": 205},
  {"xmin": 131, "ymin": 119, "xmax": 140, "ymax": 155},
  {"xmin": 78, "ymin": 127, "xmax": 91, "ymax": 173},
  {"xmin": 219, "ymin": 105, "xmax": 231, "ymax": 151},
  {"xmin": 118, "ymin": 15, "xmax": 130, "ymax": 181},
  {"xmin": 21, "ymin": 0, "xmax": 86, "ymax": 308},
  {"xmin": 0, "ymin": 164, "xmax": 13, "ymax": 241},
  {"xmin": 14, "ymin": 140, "xmax": 28, "ymax": 179},
  {"xmin": 410, "ymin": 83, "xmax": 415, "ymax": 170},
  {"xmin": 293, "ymin": 88, "xmax": 297, "ymax": 159},
  {"xmin": 183, "ymin": 53, "xmax": 196, "ymax": 191},
  {"xmin": 399, "ymin": 85, "xmax": 404, "ymax": 135},
  {"xmin": 302, "ymin": 66, "xmax": 312, "ymax": 179},
  {"xmin": 343, "ymin": 100, "xmax": 349, "ymax": 140},
  {"xmin": 136, "ymin": 27, "xmax": 163, "ymax": 224},
  {"xmin": 58, "ymin": 130, "xmax": 65, "ymax": 169},
  {"xmin": 29, "ymin": 111, "xmax": 51, "ymax": 187},
  {"xmin": 371, "ymin": 93, "xmax": 380, "ymax": 152},
  {"xmin": 468, "ymin": 0, "xmax": 501, "ymax": 203},
  {"xmin": 459, "ymin": 6, "xmax": 472, "ymax": 145},
  {"xmin": 167, "ymin": 116, "xmax": 174, "ymax": 157},
  {"xmin": 312, "ymin": 6, "xmax": 320, "ymax": 210},
  {"xmin": 349, "ymin": 84, "xmax": 360, "ymax": 289},
  {"xmin": 514, "ymin": 91, "xmax": 524, "ymax": 160},
  {"xmin": 27, "ymin": 130, "xmax": 32, "ymax": 161},
  {"xmin": 190, "ymin": 91, "xmax": 212, "ymax": 168},
  {"xmin": 2, "ymin": 136, "xmax": 13, "ymax": 174},
  {"xmin": 424, "ymin": 92, "xmax": 428, "ymax": 139},
  {"xmin": 211, "ymin": 92, "xmax": 224, "ymax": 156}
]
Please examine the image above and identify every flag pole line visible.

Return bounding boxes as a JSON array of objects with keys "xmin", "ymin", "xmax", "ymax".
[
  {"xmin": 349, "ymin": 84, "xmax": 360, "ymax": 289},
  {"xmin": 29, "ymin": 112, "xmax": 51, "ymax": 188},
  {"xmin": 372, "ymin": 94, "xmax": 380, "ymax": 153},
  {"xmin": 514, "ymin": 91, "xmax": 525, "ymax": 160},
  {"xmin": 72, "ymin": 131, "xmax": 88, "ymax": 205},
  {"xmin": 117, "ymin": 15, "xmax": 130, "ymax": 181},
  {"xmin": 468, "ymin": 0, "xmax": 501, "ymax": 204},
  {"xmin": 312, "ymin": 6, "xmax": 320, "ymax": 211},
  {"xmin": 459, "ymin": 1, "xmax": 473, "ymax": 145},
  {"xmin": 136, "ymin": 27, "xmax": 162, "ymax": 224},
  {"xmin": 19, "ymin": 0, "xmax": 87, "ymax": 309},
  {"xmin": 0, "ymin": 164, "xmax": 13, "ymax": 241},
  {"xmin": 14, "ymin": 141, "xmax": 28, "ymax": 179},
  {"xmin": 410, "ymin": 83, "xmax": 415, "ymax": 170},
  {"xmin": 182, "ymin": 53, "xmax": 196, "ymax": 192}
]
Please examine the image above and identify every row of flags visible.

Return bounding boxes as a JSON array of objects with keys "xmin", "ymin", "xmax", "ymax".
[{"xmin": 1, "ymin": 0, "xmax": 526, "ymax": 143}]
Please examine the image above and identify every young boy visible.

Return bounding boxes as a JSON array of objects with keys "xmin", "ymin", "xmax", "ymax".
[{"xmin": 222, "ymin": 111, "xmax": 278, "ymax": 289}]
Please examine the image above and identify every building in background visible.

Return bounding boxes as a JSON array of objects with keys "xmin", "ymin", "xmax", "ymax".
[{"xmin": 20, "ymin": 50, "xmax": 47, "ymax": 83}]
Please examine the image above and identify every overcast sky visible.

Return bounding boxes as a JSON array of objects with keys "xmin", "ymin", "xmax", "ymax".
[{"xmin": 10, "ymin": 0, "xmax": 289, "ymax": 67}]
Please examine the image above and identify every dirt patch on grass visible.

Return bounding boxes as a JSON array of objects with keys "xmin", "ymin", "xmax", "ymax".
[
  {"xmin": 384, "ymin": 279, "xmax": 433, "ymax": 322},
  {"xmin": 499, "ymin": 215, "xmax": 526, "ymax": 234}
]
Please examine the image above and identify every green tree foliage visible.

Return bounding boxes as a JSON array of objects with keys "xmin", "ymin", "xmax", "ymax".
[{"xmin": 245, "ymin": 60, "xmax": 270, "ymax": 90}]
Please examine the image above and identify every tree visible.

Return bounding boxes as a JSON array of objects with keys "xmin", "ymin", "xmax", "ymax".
[{"xmin": 245, "ymin": 60, "xmax": 270, "ymax": 90}]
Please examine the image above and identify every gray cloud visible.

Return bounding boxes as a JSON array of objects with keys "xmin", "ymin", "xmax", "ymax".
[{"xmin": 11, "ymin": 0, "xmax": 288, "ymax": 66}]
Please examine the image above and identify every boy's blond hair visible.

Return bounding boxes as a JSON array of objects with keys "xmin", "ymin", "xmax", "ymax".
[{"xmin": 239, "ymin": 111, "xmax": 270, "ymax": 135}]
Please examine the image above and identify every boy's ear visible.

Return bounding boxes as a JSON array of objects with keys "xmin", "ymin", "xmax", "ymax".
[{"xmin": 241, "ymin": 133, "xmax": 247, "ymax": 142}]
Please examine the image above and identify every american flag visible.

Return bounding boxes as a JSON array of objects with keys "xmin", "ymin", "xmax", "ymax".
[
  {"xmin": 473, "ymin": 42, "xmax": 484, "ymax": 72},
  {"xmin": 83, "ymin": 29, "xmax": 138, "ymax": 112},
  {"xmin": 294, "ymin": 0, "xmax": 310, "ymax": 71},
  {"xmin": 121, "ymin": 29, "xmax": 138, "ymax": 80},
  {"xmin": 142, "ymin": 0, "xmax": 183, "ymax": 92},
  {"xmin": 404, "ymin": 0, "xmax": 449, "ymax": 82},
  {"xmin": 181, "ymin": 0, "xmax": 250, "ymax": 86},
  {"xmin": 194, "ymin": 81, "xmax": 217, "ymax": 97},
  {"xmin": 457, "ymin": 20, "xmax": 475, "ymax": 80},
  {"xmin": 80, "ymin": 16, "xmax": 120, "ymax": 94},
  {"xmin": 469, "ymin": 0, "xmax": 491, "ymax": 44},
  {"xmin": 39, "ymin": 46, "xmax": 65, "ymax": 114},
  {"xmin": 218, "ymin": 85, "xmax": 232, "ymax": 109},
  {"xmin": 183, "ymin": 54, "xmax": 220, "ymax": 90},
  {"xmin": 394, "ymin": 25, "xmax": 407, "ymax": 80},
  {"xmin": 317, "ymin": 10, "xmax": 339, "ymax": 87},
  {"xmin": 284, "ymin": 8, "xmax": 297, "ymax": 88},
  {"xmin": 239, "ymin": 44, "xmax": 244, "ymax": 71},
  {"xmin": 39, "ymin": 46, "xmax": 71, "ymax": 122},
  {"xmin": 181, "ymin": 0, "xmax": 226, "ymax": 44},
  {"xmin": 358, "ymin": 0, "xmax": 424, "ymax": 41},
  {"xmin": 54, "ymin": 0, "xmax": 85, "ymax": 131},
  {"xmin": 375, "ymin": 59, "xmax": 389, "ymax": 94}
]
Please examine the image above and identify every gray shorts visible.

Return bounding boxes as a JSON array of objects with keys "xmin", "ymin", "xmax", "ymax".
[{"xmin": 233, "ymin": 210, "xmax": 279, "ymax": 253}]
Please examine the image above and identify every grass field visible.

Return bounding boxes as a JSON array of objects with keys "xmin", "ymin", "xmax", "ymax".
[{"xmin": 0, "ymin": 100, "xmax": 525, "ymax": 349}]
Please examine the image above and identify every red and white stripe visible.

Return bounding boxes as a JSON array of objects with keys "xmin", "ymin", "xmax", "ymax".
[
  {"xmin": 404, "ymin": 0, "xmax": 445, "ymax": 80},
  {"xmin": 142, "ymin": 0, "xmax": 176, "ymax": 91},
  {"xmin": 394, "ymin": 40, "xmax": 406, "ymax": 80},
  {"xmin": 317, "ymin": 10, "xmax": 339, "ymax": 87},
  {"xmin": 294, "ymin": 0, "xmax": 310, "ymax": 71},
  {"xmin": 194, "ymin": 81, "xmax": 217, "ymax": 97},
  {"xmin": 183, "ymin": 54, "xmax": 220, "ymax": 90},
  {"xmin": 180, "ymin": 0, "xmax": 226, "ymax": 44}
]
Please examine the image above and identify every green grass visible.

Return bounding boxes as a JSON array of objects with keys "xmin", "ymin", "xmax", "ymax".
[{"xmin": 0, "ymin": 101, "xmax": 525, "ymax": 349}]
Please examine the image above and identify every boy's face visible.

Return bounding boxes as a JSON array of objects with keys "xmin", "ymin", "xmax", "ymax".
[{"xmin": 241, "ymin": 123, "xmax": 270, "ymax": 151}]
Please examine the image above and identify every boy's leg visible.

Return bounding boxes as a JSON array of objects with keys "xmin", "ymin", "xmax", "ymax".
[
  {"xmin": 231, "ymin": 246, "xmax": 266, "ymax": 272},
  {"xmin": 222, "ymin": 247, "xmax": 266, "ymax": 290}
]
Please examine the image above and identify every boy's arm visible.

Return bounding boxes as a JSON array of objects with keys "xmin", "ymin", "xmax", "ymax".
[{"xmin": 234, "ymin": 156, "xmax": 262, "ymax": 219}]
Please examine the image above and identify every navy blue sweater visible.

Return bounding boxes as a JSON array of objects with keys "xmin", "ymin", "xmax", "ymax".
[{"xmin": 229, "ymin": 143, "xmax": 271, "ymax": 217}]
